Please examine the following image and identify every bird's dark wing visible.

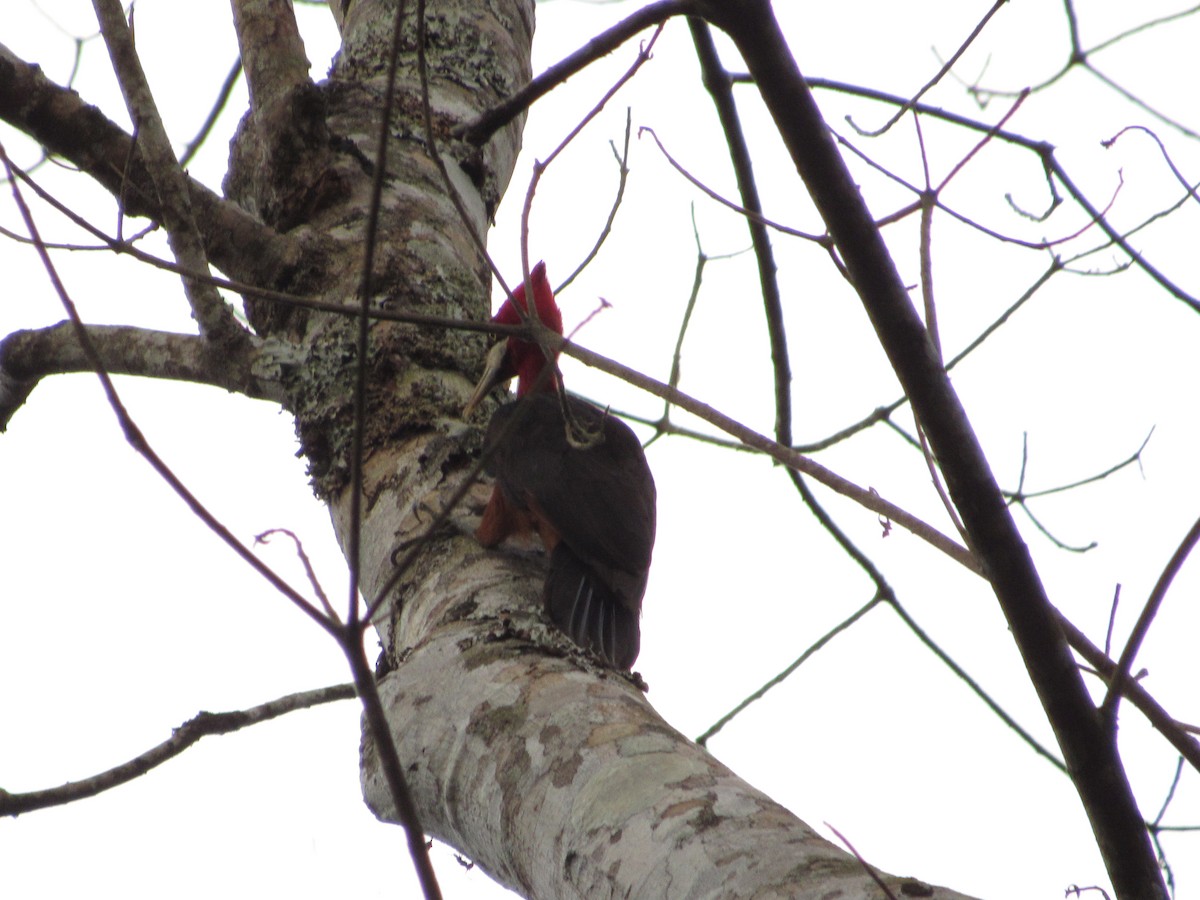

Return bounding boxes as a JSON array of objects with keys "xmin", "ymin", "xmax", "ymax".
[
  {"xmin": 484, "ymin": 394, "xmax": 656, "ymax": 603},
  {"xmin": 544, "ymin": 543, "xmax": 641, "ymax": 670}
]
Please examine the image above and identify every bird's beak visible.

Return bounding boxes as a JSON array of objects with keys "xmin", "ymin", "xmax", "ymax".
[{"xmin": 463, "ymin": 340, "xmax": 510, "ymax": 417}]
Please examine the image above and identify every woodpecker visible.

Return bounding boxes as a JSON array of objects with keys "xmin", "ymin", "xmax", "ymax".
[{"xmin": 464, "ymin": 263, "xmax": 656, "ymax": 669}]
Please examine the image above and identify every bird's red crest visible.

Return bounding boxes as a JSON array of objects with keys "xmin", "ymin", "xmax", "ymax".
[
  {"xmin": 494, "ymin": 262, "xmax": 562, "ymax": 334},
  {"xmin": 494, "ymin": 262, "xmax": 563, "ymax": 396}
]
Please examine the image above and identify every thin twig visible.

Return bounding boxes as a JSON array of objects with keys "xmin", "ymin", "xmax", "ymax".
[
  {"xmin": 0, "ymin": 684, "xmax": 356, "ymax": 816},
  {"xmin": 1105, "ymin": 584, "xmax": 1121, "ymax": 658},
  {"xmin": 1103, "ymin": 125, "xmax": 1200, "ymax": 207},
  {"xmin": 454, "ymin": 0, "xmax": 693, "ymax": 145},
  {"xmin": 696, "ymin": 596, "xmax": 884, "ymax": 745},
  {"xmin": 1006, "ymin": 430, "xmax": 1153, "ymax": 502},
  {"xmin": 256, "ymin": 528, "xmax": 338, "ymax": 620},
  {"xmin": 345, "ymin": 3, "xmax": 442, "ymax": 896},
  {"xmin": 825, "ymin": 823, "xmax": 899, "ymax": 900},
  {"xmin": 553, "ymin": 109, "xmax": 634, "ymax": 295},
  {"xmin": 689, "ymin": 17, "xmax": 793, "ymax": 448},
  {"xmin": 737, "ymin": 72, "xmax": 1196, "ymax": 309},
  {"xmin": 1062, "ymin": 614, "xmax": 1200, "ymax": 774},
  {"xmin": 520, "ymin": 23, "xmax": 665, "ymax": 264},
  {"xmin": 639, "ymin": 126, "xmax": 828, "ymax": 243},
  {"xmin": 1102, "ymin": 515, "xmax": 1200, "ymax": 725},
  {"xmin": 346, "ymin": 0, "xmax": 409, "ymax": 621},
  {"xmin": 851, "ymin": 0, "xmax": 1007, "ymax": 137},
  {"xmin": 888, "ymin": 598, "xmax": 1065, "ymax": 772},
  {"xmin": 179, "ymin": 58, "xmax": 242, "ymax": 168}
]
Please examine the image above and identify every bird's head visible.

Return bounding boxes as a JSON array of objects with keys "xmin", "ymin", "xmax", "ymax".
[{"xmin": 464, "ymin": 262, "xmax": 562, "ymax": 415}]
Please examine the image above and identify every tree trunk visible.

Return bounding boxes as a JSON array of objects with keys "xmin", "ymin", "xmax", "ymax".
[{"xmin": 276, "ymin": 2, "xmax": 974, "ymax": 897}]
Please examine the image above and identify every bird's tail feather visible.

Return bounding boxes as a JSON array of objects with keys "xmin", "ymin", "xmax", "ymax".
[{"xmin": 544, "ymin": 545, "xmax": 640, "ymax": 670}]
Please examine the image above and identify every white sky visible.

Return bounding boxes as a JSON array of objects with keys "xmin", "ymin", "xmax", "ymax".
[{"xmin": 3, "ymin": 1, "xmax": 1199, "ymax": 898}]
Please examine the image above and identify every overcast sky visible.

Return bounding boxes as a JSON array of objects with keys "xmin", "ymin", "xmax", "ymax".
[{"xmin": 3, "ymin": 2, "xmax": 1199, "ymax": 898}]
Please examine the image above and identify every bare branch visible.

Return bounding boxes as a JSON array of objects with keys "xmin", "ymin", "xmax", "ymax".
[
  {"xmin": 701, "ymin": 3, "xmax": 1166, "ymax": 893},
  {"xmin": 231, "ymin": 0, "xmax": 309, "ymax": 115},
  {"xmin": 1008, "ymin": 429, "xmax": 1154, "ymax": 502},
  {"xmin": 1062, "ymin": 614, "xmax": 1200, "ymax": 774},
  {"xmin": 343, "ymin": 4, "xmax": 443, "ymax": 895},
  {"xmin": 517, "ymin": 23, "xmax": 665, "ymax": 290},
  {"xmin": 558, "ymin": 335, "xmax": 982, "ymax": 575},
  {"xmin": 553, "ymin": 109, "xmax": 634, "ymax": 295},
  {"xmin": 455, "ymin": 0, "xmax": 694, "ymax": 146},
  {"xmin": 93, "ymin": 0, "xmax": 249, "ymax": 347},
  {"xmin": 852, "ymin": 0, "xmax": 1008, "ymax": 137},
  {"xmin": 639, "ymin": 126, "xmax": 828, "ymax": 243},
  {"xmin": 256, "ymin": 528, "xmax": 338, "ymax": 620},
  {"xmin": 697, "ymin": 595, "xmax": 883, "ymax": 745},
  {"xmin": 1103, "ymin": 125, "xmax": 1200, "ymax": 207},
  {"xmin": 0, "ymin": 42, "xmax": 302, "ymax": 287},
  {"xmin": 0, "ymin": 684, "xmax": 355, "ymax": 816},
  {"xmin": 1102, "ymin": 516, "xmax": 1200, "ymax": 724},
  {"xmin": 738, "ymin": 70, "xmax": 1197, "ymax": 310},
  {"xmin": 0, "ymin": 322, "xmax": 287, "ymax": 430},
  {"xmin": 689, "ymin": 16, "xmax": 793, "ymax": 451},
  {"xmin": 179, "ymin": 58, "xmax": 242, "ymax": 168}
]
